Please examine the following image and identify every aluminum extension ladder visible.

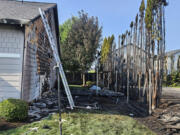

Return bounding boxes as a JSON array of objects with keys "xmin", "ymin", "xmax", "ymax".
[{"xmin": 39, "ymin": 8, "xmax": 75, "ymax": 109}]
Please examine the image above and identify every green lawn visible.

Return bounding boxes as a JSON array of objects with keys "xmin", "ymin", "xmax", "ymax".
[
  {"xmin": 171, "ymin": 86, "xmax": 180, "ymax": 88},
  {"xmin": 0, "ymin": 110, "xmax": 156, "ymax": 135}
]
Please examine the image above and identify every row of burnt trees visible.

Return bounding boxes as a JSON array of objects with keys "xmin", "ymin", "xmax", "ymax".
[{"xmin": 100, "ymin": 0, "xmax": 168, "ymax": 114}]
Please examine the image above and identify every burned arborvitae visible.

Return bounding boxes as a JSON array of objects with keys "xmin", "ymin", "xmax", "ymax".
[{"xmin": 100, "ymin": 0, "xmax": 167, "ymax": 114}]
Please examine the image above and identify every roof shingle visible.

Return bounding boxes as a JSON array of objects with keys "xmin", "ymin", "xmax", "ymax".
[{"xmin": 0, "ymin": 0, "xmax": 56, "ymax": 24}]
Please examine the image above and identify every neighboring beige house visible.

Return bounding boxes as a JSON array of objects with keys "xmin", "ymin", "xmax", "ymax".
[
  {"xmin": 165, "ymin": 49, "xmax": 180, "ymax": 74},
  {"xmin": 112, "ymin": 46, "xmax": 180, "ymax": 75},
  {"xmin": 0, "ymin": 0, "xmax": 60, "ymax": 102}
]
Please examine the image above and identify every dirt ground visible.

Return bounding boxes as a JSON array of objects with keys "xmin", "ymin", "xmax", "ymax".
[
  {"xmin": 0, "ymin": 87, "xmax": 180, "ymax": 135},
  {"xmin": 0, "ymin": 118, "xmax": 27, "ymax": 131},
  {"xmin": 74, "ymin": 87, "xmax": 180, "ymax": 135},
  {"xmin": 136, "ymin": 101, "xmax": 180, "ymax": 135},
  {"xmin": 97, "ymin": 98, "xmax": 176, "ymax": 135},
  {"xmin": 98, "ymin": 99, "xmax": 179, "ymax": 135}
]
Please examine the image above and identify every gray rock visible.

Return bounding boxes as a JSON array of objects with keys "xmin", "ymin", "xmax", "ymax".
[
  {"xmin": 29, "ymin": 106, "xmax": 40, "ymax": 111},
  {"xmin": 41, "ymin": 108, "xmax": 49, "ymax": 116},
  {"xmin": 33, "ymin": 102, "xmax": 46, "ymax": 109},
  {"xmin": 28, "ymin": 89, "xmax": 65, "ymax": 122},
  {"xmin": 48, "ymin": 108, "xmax": 59, "ymax": 113},
  {"xmin": 28, "ymin": 112, "xmax": 41, "ymax": 120},
  {"xmin": 45, "ymin": 100, "xmax": 54, "ymax": 109}
]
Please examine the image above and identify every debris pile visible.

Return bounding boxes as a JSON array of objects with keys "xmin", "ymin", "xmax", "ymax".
[
  {"xmin": 158, "ymin": 103, "xmax": 180, "ymax": 133},
  {"xmin": 28, "ymin": 89, "xmax": 61, "ymax": 122},
  {"xmin": 28, "ymin": 88, "xmax": 106, "ymax": 122},
  {"xmin": 99, "ymin": 89, "xmax": 124, "ymax": 97},
  {"xmin": 71, "ymin": 88, "xmax": 124, "ymax": 97}
]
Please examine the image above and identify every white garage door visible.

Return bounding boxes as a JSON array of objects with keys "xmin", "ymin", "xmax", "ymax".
[{"xmin": 0, "ymin": 26, "xmax": 24, "ymax": 102}]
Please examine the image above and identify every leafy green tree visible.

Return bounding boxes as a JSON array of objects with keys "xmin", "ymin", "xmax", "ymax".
[
  {"xmin": 61, "ymin": 39, "xmax": 80, "ymax": 72},
  {"xmin": 59, "ymin": 18, "xmax": 80, "ymax": 73},
  {"xmin": 66, "ymin": 10, "xmax": 102, "ymax": 86},
  {"xmin": 165, "ymin": 71, "xmax": 180, "ymax": 87},
  {"xmin": 59, "ymin": 18, "xmax": 75, "ymax": 44}
]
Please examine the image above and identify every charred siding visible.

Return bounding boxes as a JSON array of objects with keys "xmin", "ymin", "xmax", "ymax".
[{"xmin": 22, "ymin": 9, "xmax": 57, "ymax": 101}]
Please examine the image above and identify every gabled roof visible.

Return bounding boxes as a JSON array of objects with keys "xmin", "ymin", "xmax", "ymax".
[
  {"xmin": 0, "ymin": 0, "xmax": 56, "ymax": 24},
  {"xmin": 166, "ymin": 49, "xmax": 180, "ymax": 57},
  {"xmin": 114, "ymin": 43, "xmax": 147, "ymax": 55}
]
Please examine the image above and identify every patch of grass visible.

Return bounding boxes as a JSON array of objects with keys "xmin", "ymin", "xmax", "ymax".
[
  {"xmin": 69, "ymin": 85, "xmax": 84, "ymax": 88},
  {"xmin": 170, "ymin": 86, "xmax": 180, "ymax": 88},
  {"xmin": 88, "ymin": 70, "xmax": 96, "ymax": 73},
  {"xmin": 69, "ymin": 85, "xmax": 89, "ymax": 90},
  {"xmin": 0, "ymin": 110, "xmax": 156, "ymax": 135}
]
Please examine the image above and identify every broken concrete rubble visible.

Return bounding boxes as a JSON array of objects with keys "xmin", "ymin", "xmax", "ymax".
[
  {"xmin": 158, "ymin": 104, "xmax": 180, "ymax": 131},
  {"xmin": 28, "ymin": 88, "xmax": 124, "ymax": 122},
  {"xmin": 28, "ymin": 89, "xmax": 60, "ymax": 122}
]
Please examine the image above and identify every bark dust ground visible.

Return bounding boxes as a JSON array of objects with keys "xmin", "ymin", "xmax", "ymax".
[{"xmin": 0, "ymin": 87, "xmax": 180, "ymax": 135}]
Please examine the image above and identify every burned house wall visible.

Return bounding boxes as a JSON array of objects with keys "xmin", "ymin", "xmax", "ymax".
[{"xmin": 22, "ymin": 9, "xmax": 58, "ymax": 101}]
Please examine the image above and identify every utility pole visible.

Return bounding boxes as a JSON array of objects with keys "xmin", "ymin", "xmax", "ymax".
[
  {"xmin": 96, "ymin": 51, "xmax": 100, "ymax": 95},
  {"xmin": 55, "ymin": 64, "xmax": 62, "ymax": 135},
  {"xmin": 96, "ymin": 59, "xmax": 99, "ymax": 95}
]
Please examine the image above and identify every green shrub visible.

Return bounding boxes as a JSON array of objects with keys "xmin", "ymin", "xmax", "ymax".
[
  {"xmin": 164, "ymin": 71, "xmax": 180, "ymax": 87},
  {"xmin": 86, "ymin": 81, "xmax": 95, "ymax": 87},
  {"xmin": 0, "ymin": 99, "xmax": 28, "ymax": 121}
]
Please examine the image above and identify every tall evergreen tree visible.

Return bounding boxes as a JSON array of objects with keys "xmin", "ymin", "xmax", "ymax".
[
  {"xmin": 140, "ymin": 0, "xmax": 145, "ymax": 15},
  {"xmin": 101, "ymin": 37, "xmax": 108, "ymax": 64},
  {"xmin": 100, "ymin": 35, "xmax": 115, "ymax": 71}
]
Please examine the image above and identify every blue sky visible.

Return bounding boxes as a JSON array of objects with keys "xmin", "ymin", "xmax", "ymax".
[{"xmin": 26, "ymin": 0, "xmax": 180, "ymax": 51}]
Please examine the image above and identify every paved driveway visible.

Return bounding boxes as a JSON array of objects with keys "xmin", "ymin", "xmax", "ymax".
[{"xmin": 162, "ymin": 87, "xmax": 180, "ymax": 98}]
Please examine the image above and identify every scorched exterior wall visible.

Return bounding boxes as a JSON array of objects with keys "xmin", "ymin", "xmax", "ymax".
[{"xmin": 22, "ymin": 9, "xmax": 57, "ymax": 102}]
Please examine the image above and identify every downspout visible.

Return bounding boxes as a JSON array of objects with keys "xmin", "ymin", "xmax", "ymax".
[{"xmin": 20, "ymin": 24, "xmax": 26, "ymax": 100}]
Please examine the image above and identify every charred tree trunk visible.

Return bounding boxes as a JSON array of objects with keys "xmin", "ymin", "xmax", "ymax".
[{"xmin": 83, "ymin": 73, "xmax": 86, "ymax": 86}]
